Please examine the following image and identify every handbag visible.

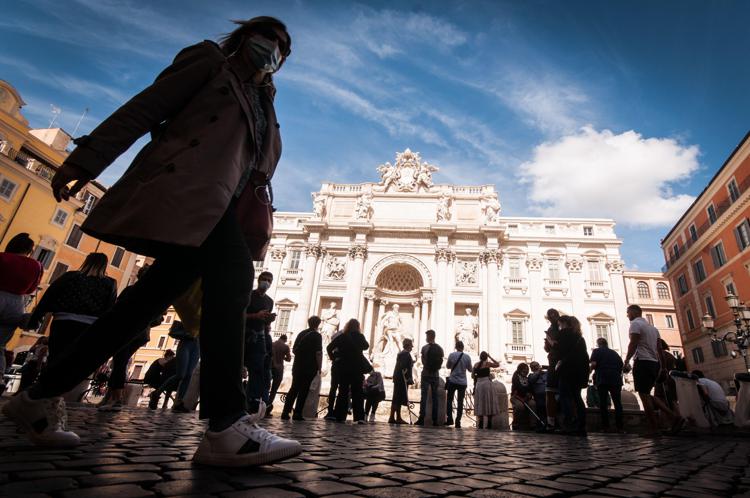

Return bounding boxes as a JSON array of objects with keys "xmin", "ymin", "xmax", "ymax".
[
  {"xmin": 445, "ymin": 352, "xmax": 464, "ymax": 386},
  {"xmin": 235, "ymin": 176, "xmax": 274, "ymax": 261},
  {"xmin": 172, "ymin": 279, "xmax": 202, "ymax": 338},
  {"xmin": 358, "ymin": 353, "xmax": 374, "ymax": 375}
]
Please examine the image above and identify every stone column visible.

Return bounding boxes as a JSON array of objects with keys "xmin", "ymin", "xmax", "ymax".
[
  {"xmin": 526, "ymin": 255, "xmax": 544, "ymax": 362},
  {"xmin": 412, "ymin": 300, "xmax": 421, "ymax": 340},
  {"xmin": 363, "ymin": 291, "xmax": 376, "ymax": 347},
  {"xmin": 482, "ymin": 249, "xmax": 502, "ymax": 359},
  {"xmin": 341, "ymin": 244, "xmax": 367, "ymax": 323},
  {"xmin": 267, "ymin": 246, "xmax": 286, "ymax": 300},
  {"xmin": 434, "ymin": 247, "xmax": 454, "ymax": 350},
  {"xmin": 294, "ymin": 244, "xmax": 324, "ymax": 331},
  {"xmin": 606, "ymin": 259, "xmax": 628, "ymax": 353},
  {"xmin": 421, "ymin": 296, "xmax": 431, "ymax": 332},
  {"xmin": 566, "ymin": 255, "xmax": 586, "ymax": 351}
]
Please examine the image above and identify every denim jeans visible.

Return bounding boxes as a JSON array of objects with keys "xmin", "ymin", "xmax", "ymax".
[
  {"xmin": 244, "ymin": 330, "xmax": 268, "ymax": 413},
  {"xmin": 175, "ymin": 338, "xmax": 200, "ymax": 400},
  {"xmin": 446, "ymin": 381, "xmax": 466, "ymax": 424},
  {"xmin": 558, "ymin": 382, "xmax": 586, "ymax": 432},
  {"xmin": 419, "ymin": 375, "xmax": 440, "ymax": 423}
]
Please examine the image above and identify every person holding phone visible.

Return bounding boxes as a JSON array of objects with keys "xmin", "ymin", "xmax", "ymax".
[{"xmin": 245, "ymin": 271, "xmax": 275, "ymax": 415}]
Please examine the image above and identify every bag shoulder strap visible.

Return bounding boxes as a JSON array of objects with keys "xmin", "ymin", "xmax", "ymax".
[{"xmin": 449, "ymin": 353, "xmax": 464, "ymax": 374}]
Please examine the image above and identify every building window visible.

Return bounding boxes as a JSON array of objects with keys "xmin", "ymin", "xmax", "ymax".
[
  {"xmin": 705, "ymin": 295, "xmax": 716, "ymax": 318},
  {"xmin": 711, "ymin": 340, "xmax": 728, "ymax": 358},
  {"xmin": 49, "ymin": 262, "xmax": 69, "ymax": 283},
  {"xmin": 688, "ymin": 224, "xmax": 698, "ymax": 242},
  {"xmin": 710, "ymin": 242, "xmax": 727, "ymax": 269},
  {"xmin": 692, "ymin": 346, "xmax": 704, "ymax": 364},
  {"xmin": 583, "ymin": 226, "xmax": 594, "ymax": 236},
  {"xmin": 672, "ymin": 243, "xmax": 680, "ymax": 259},
  {"xmin": 288, "ymin": 250, "xmax": 302, "ymax": 270},
  {"xmin": 111, "ymin": 247, "xmax": 125, "ymax": 268},
  {"xmin": 637, "ymin": 281, "xmax": 651, "ymax": 299},
  {"xmin": 51, "ymin": 208, "xmax": 69, "ymax": 228},
  {"xmin": 0, "ymin": 177, "xmax": 18, "ymax": 200},
  {"xmin": 65, "ymin": 224, "xmax": 84, "ymax": 249},
  {"xmin": 728, "ymin": 178, "xmax": 741, "ymax": 203},
  {"xmin": 81, "ymin": 191, "xmax": 98, "ymax": 215},
  {"xmin": 725, "ymin": 281, "xmax": 737, "ymax": 296},
  {"xmin": 511, "ymin": 320, "xmax": 524, "ymax": 344},
  {"xmin": 164, "ymin": 314, "xmax": 173, "ymax": 325},
  {"xmin": 586, "ymin": 259, "xmax": 602, "ymax": 281},
  {"xmin": 656, "ymin": 282, "xmax": 670, "ymax": 300},
  {"xmin": 594, "ymin": 323, "xmax": 610, "ymax": 343},
  {"xmin": 253, "ymin": 260, "xmax": 265, "ymax": 273},
  {"xmin": 666, "ymin": 315, "xmax": 674, "ymax": 328},
  {"xmin": 131, "ymin": 363, "xmax": 144, "ymax": 380},
  {"xmin": 157, "ymin": 336, "xmax": 167, "ymax": 349},
  {"xmin": 509, "ymin": 258, "xmax": 521, "ymax": 279},
  {"xmin": 686, "ymin": 308, "xmax": 695, "ymax": 330},
  {"xmin": 677, "ymin": 274, "xmax": 689, "ymax": 295},
  {"xmin": 547, "ymin": 259, "xmax": 560, "ymax": 280},
  {"xmin": 693, "ymin": 259, "xmax": 707, "ymax": 283},
  {"xmin": 735, "ymin": 219, "xmax": 750, "ymax": 251},
  {"xmin": 646, "ymin": 314, "xmax": 654, "ymax": 325},
  {"xmin": 276, "ymin": 309, "xmax": 291, "ymax": 332},
  {"xmin": 707, "ymin": 204, "xmax": 717, "ymax": 224},
  {"xmin": 545, "ymin": 225, "xmax": 555, "ymax": 234},
  {"xmin": 33, "ymin": 247, "xmax": 55, "ymax": 270},
  {"xmin": 507, "ymin": 224, "xmax": 518, "ymax": 231}
]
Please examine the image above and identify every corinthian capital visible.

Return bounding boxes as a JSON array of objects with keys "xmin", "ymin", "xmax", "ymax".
[
  {"xmin": 565, "ymin": 258, "xmax": 583, "ymax": 273},
  {"xmin": 435, "ymin": 246, "xmax": 455, "ymax": 263},
  {"xmin": 526, "ymin": 256, "xmax": 544, "ymax": 272},
  {"xmin": 306, "ymin": 244, "xmax": 325, "ymax": 259},
  {"xmin": 348, "ymin": 244, "xmax": 368, "ymax": 260},
  {"xmin": 480, "ymin": 249, "xmax": 502, "ymax": 265},
  {"xmin": 269, "ymin": 246, "xmax": 286, "ymax": 261},
  {"xmin": 605, "ymin": 259, "xmax": 625, "ymax": 274}
]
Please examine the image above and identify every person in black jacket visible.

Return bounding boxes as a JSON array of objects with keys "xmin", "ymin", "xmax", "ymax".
[
  {"xmin": 326, "ymin": 319, "xmax": 370, "ymax": 423},
  {"xmin": 542, "ymin": 308, "xmax": 561, "ymax": 431},
  {"xmin": 555, "ymin": 315, "xmax": 589, "ymax": 435},
  {"xmin": 281, "ymin": 316, "xmax": 322, "ymax": 421}
]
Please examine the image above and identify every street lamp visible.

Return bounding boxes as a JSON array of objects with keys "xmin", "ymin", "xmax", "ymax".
[{"xmin": 701, "ymin": 295, "xmax": 750, "ymax": 372}]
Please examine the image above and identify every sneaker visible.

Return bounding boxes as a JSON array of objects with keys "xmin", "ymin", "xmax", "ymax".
[
  {"xmin": 414, "ymin": 418, "xmax": 424, "ymax": 426},
  {"xmin": 455, "ymin": 421, "xmax": 461, "ymax": 429},
  {"xmin": 148, "ymin": 392, "xmax": 159, "ymax": 410},
  {"xmin": 280, "ymin": 413, "xmax": 290, "ymax": 420},
  {"xmin": 172, "ymin": 402, "xmax": 190, "ymax": 413},
  {"xmin": 193, "ymin": 412, "xmax": 302, "ymax": 467},
  {"xmin": 369, "ymin": 413, "xmax": 376, "ymax": 423},
  {"xmin": 324, "ymin": 415, "xmax": 337, "ymax": 421},
  {"xmin": 292, "ymin": 414, "xmax": 304, "ymax": 421},
  {"xmin": 97, "ymin": 400, "xmax": 123, "ymax": 413},
  {"xmin": 2, "ymin": 391, "xmax": 80, "ymax": 447},
  {"xmin": 356, "ymin": 420, "xmax": 366, "ymax": 425}
]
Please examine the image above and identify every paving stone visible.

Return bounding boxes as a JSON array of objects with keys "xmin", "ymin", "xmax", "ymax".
[
  {"xmin": 221, "ymin": 489, "xmax": 304, "ymax": 498},
  {"xmin": 91, "ymin": 464, "xmax": 162, "ymax": 473},
  {"xmin": 77, "ymin": 472, "xmax": 162, "ymax": 486},
  {"xmin": 290, "ymin": 480, "xmax": 361, "ymax": 494},
  {"xmin": 467, "ymin": 490, "xmax": 532, "ymax": 498},
  {"xmin": 15, "ymin": 470, "xmax": 91, "ymax": 479},
  {"xmin": 61, "ymin": 484, "xmax": 155, "ymax": 498},
  {"xmin": 58, "ymin": 457, "xmax": 125, "ymax": 468},
  {"xmin": 358, "ymin": 464, "xmax": 405, "ymax": 474},
  {"xmin": 340, "ymin": 476, "xmax": 400, "ymax": 487},
  {"xmin": 127, "ymin": 455, "xmax": 179, "ymax": 463},
  {"xmin": 498, "ymin": 483, "xmax": 564, "ymax": 497},
  {"xmin": 528, "ymin": 478, "xmax": 591, "ymax": 492},
  {"xmin": 473, "ymin": 474, "xmax": 523, "ymax": 485},
  {"xmin": 152, "ymin": 479, "xmax": 234, "ymax": 496},
  {"xmin": 406, "ymin": 481, "xmax": 472, "ymax": 495},
  {"xmin": 0, "ymin": 477, "xmax": 78, "ymax": 494},
  {"xmin": 444, "ymin": 477, "xmax": 498, "ymax": 489},
  {"xmin": 225, "ymin": 474, "xmax": 293, "ymax": 488},
  {"xmin": 385, "ymin": 472, "xmax": 434, "ymax": 483},
  {"xmin": 0, "ymin": 461, "xmax": 55, "ymax": 472},
  {"xmin": 356, "ymin": 487, "xmax": 433, "ymax": 498},
  {"xmin": 414, "ymin": 468, "xmax": 465, "ymax": 479}
]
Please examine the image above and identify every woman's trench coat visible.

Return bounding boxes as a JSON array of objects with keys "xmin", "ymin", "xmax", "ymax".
[{"xmin": 65, "ymin": 40, "xmax": 282, "ymax": 256}]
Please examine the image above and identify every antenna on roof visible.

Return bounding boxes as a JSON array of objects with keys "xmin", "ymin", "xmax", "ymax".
[
  {"xmin": 48, "ymin": 104, "xmax": 61, "ymax": 127},
  {"xmin": 72, "ymin": 107, "xmax": 89, "ymax": 137}
]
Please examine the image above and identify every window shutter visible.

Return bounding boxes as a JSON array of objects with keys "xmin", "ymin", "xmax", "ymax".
[
  {"xmin": 735, "ymin": 227, "xmax": 744, "ymax": 251},
  {"xmin": 710, "ymin": 247, "xmax": 720, "ymax": 269}
]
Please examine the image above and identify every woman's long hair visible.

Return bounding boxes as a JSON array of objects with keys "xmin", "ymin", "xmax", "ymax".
[
  {"xmin": 79, "ymin": 252, "xmax": 109, "ymax": 278},
  {"xmin": 558, "ymin": 315, "xmax": 582, "ymax": 335},
  {"xmin": 218, "ymin": 16, "xmax": 291, "ymax": 57},
  {"xmin": 5, "ymin": 233, "xmax": 34, "ymax": 255},
  {"xmin": 343, "ymin": 318, "xmax": 360, "ymax": 334}
]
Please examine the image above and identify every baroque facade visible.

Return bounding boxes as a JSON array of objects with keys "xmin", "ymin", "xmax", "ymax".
[{"xmin": 261, "ymin": 149, "xmax": 631, "ymax": 379}]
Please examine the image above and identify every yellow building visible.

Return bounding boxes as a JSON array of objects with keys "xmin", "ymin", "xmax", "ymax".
[{"xmin": 0, "ymin": 80, "xmax": 137, "ymax": 353}]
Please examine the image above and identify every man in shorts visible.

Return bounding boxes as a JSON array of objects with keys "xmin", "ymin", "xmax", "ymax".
[{"xmin": 623, "ymin": 305, "xmax": 684, "ymax": 437}]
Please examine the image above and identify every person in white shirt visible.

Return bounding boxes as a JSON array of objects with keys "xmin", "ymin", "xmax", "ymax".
[
  {"xmin": 445, "ymin": 341, "xmax": 473, "ymax": 428},
  {"xmin": 693, "ymin": 370, "xmax": 734, "ymax": 426},
  {"xmin": 623, "ymin": 305, "xmax": 684, "ymax": 436}
]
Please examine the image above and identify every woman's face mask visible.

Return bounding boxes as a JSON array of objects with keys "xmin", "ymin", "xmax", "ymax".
[
  {"xmin": 258, "ymin": 280, "xmax": 271, "ymax": 291},
  {"xmin": 246, "ymin": 35, "xmax": 283, "ymax": 74}
]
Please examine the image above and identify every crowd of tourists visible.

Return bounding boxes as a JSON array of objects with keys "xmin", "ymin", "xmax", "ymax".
[{"xmin": 0, "ymin": 14, "xmax": 739, "ymax": 472}]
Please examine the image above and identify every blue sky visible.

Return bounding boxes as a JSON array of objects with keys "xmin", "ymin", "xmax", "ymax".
[{"xmin": 2, "ymin": 0, "xmax": 749, "ymax": 271}]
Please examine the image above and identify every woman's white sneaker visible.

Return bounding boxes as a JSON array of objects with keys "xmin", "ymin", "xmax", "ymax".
[
  {"xmin": 1, "ymin": 391, "xmax": 80, "ymax": 447},
  {"xmin": 193, "ymin": 414, "xmax": 302, "ymax": 467}
]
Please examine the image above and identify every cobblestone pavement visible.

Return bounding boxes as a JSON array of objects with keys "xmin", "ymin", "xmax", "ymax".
[{"xmin": 1, "ymin": 402, "xmax": 750, "ymax": 497}]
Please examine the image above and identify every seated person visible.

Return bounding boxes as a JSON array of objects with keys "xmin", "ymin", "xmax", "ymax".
[{"xmin": 693, "ymin": 370, "xmax": 734, "ymax": 426}]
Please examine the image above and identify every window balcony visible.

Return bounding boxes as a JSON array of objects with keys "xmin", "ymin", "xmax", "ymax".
[
  {"xmin": 585, "ymin": 280, "xmax": 610, "ymax": 298},
  {"xmin": 280, "ymin": 267, "xmax": 303, "ymax": 285},
  {"xmin": 503, "ymin": 277, "xmax": 528, "ymax": 295},
  {"xmin": 505, "ymin": 342, "xmax": 533, "ymax": 361},
  {"xmin": 543, "ymin": 278, "xmax": 568, "ymax": 296}
]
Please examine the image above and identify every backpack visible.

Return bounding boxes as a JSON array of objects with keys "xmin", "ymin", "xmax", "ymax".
[{"xmin": 424, "ymin": 344, "xmax": 443, "ymax": 372}]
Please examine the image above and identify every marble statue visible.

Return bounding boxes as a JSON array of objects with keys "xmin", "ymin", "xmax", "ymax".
[
  {"xmin": 436, "ymin": 193, "xmax": 451, "ymax": 222},
  {"xmin": 325, "ymin": 256, "xmax": 346, "ymax": 280},
  {"xmin": 354, "ymin": 193, "xmax": 373, "ymax": 221},
  {"xmin": 312, "ymin": 193, "xmax": 326, "ymax": 219},
  {"xmin": 481, "ymin": 194, "xmax": 501, "ymax": 224},
  {"xmin": 320, "ymin": 302, "xmax": 341, "ymax": 341},
  {"xmin": 378, "ymin": 303, "xmax": 403, "ymax": 356},
  {"xmin": 455, "ymin": 307, "xmax": 479, "ymax": 352}
]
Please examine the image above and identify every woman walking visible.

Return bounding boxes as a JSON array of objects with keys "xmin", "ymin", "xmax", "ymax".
[
  {"xmin": 0, "ymin": 233, "xmax": 43, "ymax": 392},
  {"xmin": 327, "ymin": 319, "xmax": 370, "ymax": 423},
  {"xmin": 389, "ymin": 338, "xmax": 414, "ymax": 424},
  {"xmin": 473, "ymin": 351, "xmax": 499, "ymax": 429},
  {"xmin": 3, "ymin": 16, "xmax": 302, "ymax": 466},
  {"xmin": 556, "ymin": 315, "xmax": 589, "ymax": 436},
  {"xmin": 26, "ymin": 253, "xmax": 117, "ymax": 362}
]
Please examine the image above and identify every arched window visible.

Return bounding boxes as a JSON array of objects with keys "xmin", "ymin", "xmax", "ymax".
[
  {"xmin": 637, "ymin": 281, "xmax": 651, "ymax": 299},
  {"xmin": 656, "ymin": 282, "xmax": 670, "ymax": 300}
]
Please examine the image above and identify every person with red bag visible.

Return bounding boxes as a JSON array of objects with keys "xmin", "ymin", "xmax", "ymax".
[{"xmin": 2, "ymin": 16, "xmax": 302, "ymax": 467}]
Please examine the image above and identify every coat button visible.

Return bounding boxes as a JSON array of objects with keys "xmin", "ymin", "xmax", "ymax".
[
  {"xmin": 219, "ymin": 86, "xmax": 229, "ymax": 95},
  {"xmin": 210, "ymin": 115, "xmax": 218, "ymax": 123},
  {"xmin": 166, "ymin": 163, "xmax": 176, "ymax": 173},
  {"xmin": 189, "ymin": 139, "xmax": 200, "ymax": 147}
]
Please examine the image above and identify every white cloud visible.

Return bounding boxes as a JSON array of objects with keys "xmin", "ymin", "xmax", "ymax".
[{"xmin": 519, "ymin": 127, "xmax": 700, "ymax": 227}]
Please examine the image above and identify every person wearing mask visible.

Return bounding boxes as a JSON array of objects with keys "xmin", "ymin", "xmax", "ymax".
[
  {"xmin": 543, "ymin": 308, "xmax": 561, "ymax": 431},
  {"xmin": 269, "ymin": 334, "xmax": 291, "ymax": 414},
  {"xmin": 389, "ymin": 338, "xmax": 414, "ymax": 424},
  {"xmin": 556, "ymin": 315, "xmax": 589, "ymax": 436},
  {"xmin": 245, "ymin": 271, "xmax": 275, "ymax": 416},
  {"xmin": 445, "ymin": 341, "xmax": 472, "ymax": 428},
  {"xmin": 3, "ymin": 17, "xmax": 302, "ymax": 466},
  {"xmin": 527, "ymin": 362, "xmax": 547, "ymax": 430},
  {"xmin": 416, "ymin": 329, "xmax": 444, "ymax": 426},
  {"xmin": 0, "ymin": 233, "xmax": 43, "ymax": 392},
  {"xmin": 281, "ymin": 316, "xmax": 322, "ymax": 421},
  {"xmin": 364, "ymin": 369, "xmax": 386, "ymax": 423},
  {"xmin": 472, "ymin": 351, "xmax": 500, "ymax": 429},
  {"xmin": 511, "ymin": 363, "xmax": 533, "ymax": 430},
  {"xmin": 623, "ymin": 305, "xmax": 684, "ymax": 437},
  {"xmin": 589, "ymin": 337, "xmax": 624, "ymax": 432},
  {"xmin": 327, "ymin": 319, "xmax": 370, "ymax": 423},
  {"xmin": 26, "ymin": 253, "xmax": 117, "ymax": 363}
]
